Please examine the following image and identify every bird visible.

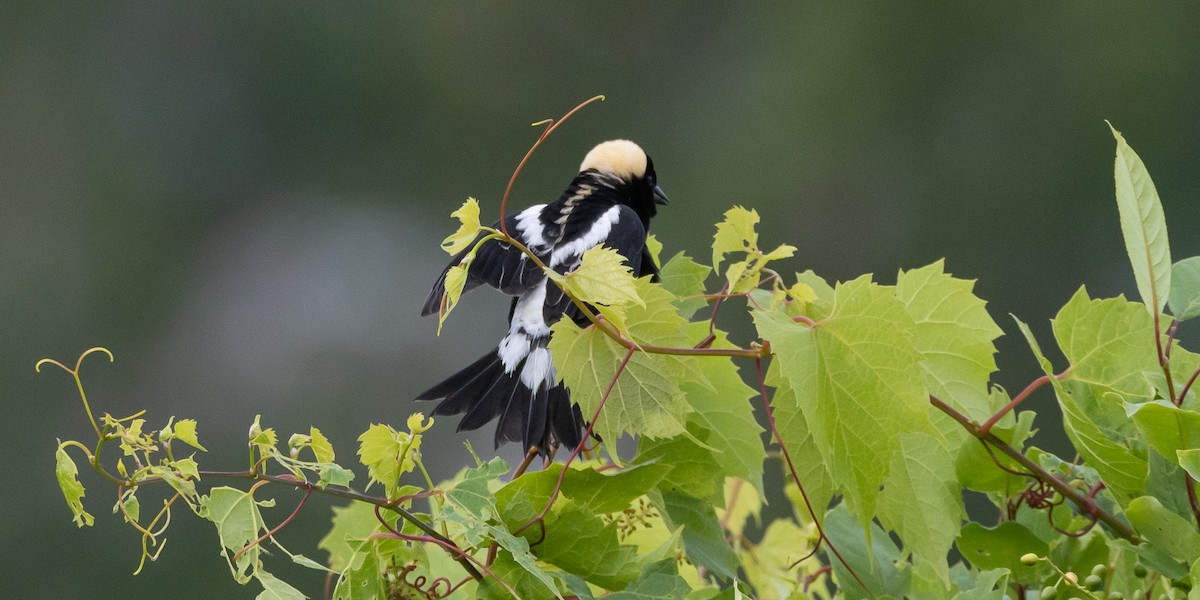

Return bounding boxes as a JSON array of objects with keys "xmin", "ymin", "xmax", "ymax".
[{"xmin": 416, "ymin": 139, "xmax": 669, "ymax": 455}]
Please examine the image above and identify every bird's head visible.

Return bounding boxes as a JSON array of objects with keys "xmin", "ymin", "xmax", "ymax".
[{"xmin": 579, "ymin": 139, "xmax": 669, "ymax": 226}]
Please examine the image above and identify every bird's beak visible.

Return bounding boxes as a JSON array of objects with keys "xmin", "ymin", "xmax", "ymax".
[{"xmin": 653, "ymin": 186, "xmax": 669, "ymax": 206}]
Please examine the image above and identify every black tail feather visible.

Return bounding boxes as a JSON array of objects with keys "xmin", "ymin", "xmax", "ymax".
[{"xmin": 416, "ymin": 349, "xmax": 589, "ymax": 454}]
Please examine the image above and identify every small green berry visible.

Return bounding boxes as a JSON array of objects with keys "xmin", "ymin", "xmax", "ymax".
[
  {"xmin": 1107, "ymin": 593, "xmax": 1124, "ymax": 600},
  {"xmin": 1084, "ymin": 574, "xmax": 1104, "ymax": 590},
  {"xmin": 1091, "ymin": 563, "xmax": 1108, "ymax": 576},
  {"xmin": 1019, "ymin": 552, "xmax": 1041, "ymax": 566},
  {"xmin": 1064, "ymin": 571, "xmax": 1079, "ymax": 585},
  {"xmin": 1039, "ymin": 585, "xmax": 1059, "ymax": 600},
  {"xmin": 1133, "ymin": 564, "xmax": 1148, "ymax": 578}
]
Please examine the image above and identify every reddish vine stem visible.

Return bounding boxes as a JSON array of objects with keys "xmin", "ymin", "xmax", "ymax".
[
  {"xmin": 928, "ymin": 396, "xmax": 1138, "ymax": 543},
  {"xmin": 1177, "ymin": 364, "xmax": 1200, "ymax": 407},
  {"xmin": 181, "ymin": 470, "xmax": 484, "ymax": 581},
  {"xmin": 497, "ymin": 95, "xmax": 605, "ymax": 238},
  {"xmin": 233, "ymin": 485, "xmax": 313, "ymax": 563},
  {"xmin": 978, "ymin": 370, "xmax": 1069, "ymax": 436},
  {"xmin": 1154, "ymin": 311, "xmax": 1179, "ymax": 407},
  {"xmin": 1165, "ymin": 320, "xmax": 1180, "ymax": 361},
  {"xmin": 370, "ymin": 530, "xmax": 518, "ymax": 600},
  {"xmin": 1185, "ymin": 473, "xmax": 1200, "ymax": 528},
  {"xmin": 755, "ymin": 357, "xmax": 871, "ymax": 596}
]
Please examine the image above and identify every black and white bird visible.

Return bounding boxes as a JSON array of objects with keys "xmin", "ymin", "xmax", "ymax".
[{"xmin": 417, "ymin": 140, "xmax": 668, "ymax": 454}]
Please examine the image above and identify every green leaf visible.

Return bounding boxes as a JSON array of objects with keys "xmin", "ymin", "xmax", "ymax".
[
  {"xmin": 895, "ymin": 260, "xmax": 1002, "ymax": 422},
  {"xmin": 605, "ymin": 559, "xmax": 693, "ymax": 600},
  {"xmin": 711, "ymin": 206, "xmax": 758, "ymax": 275},
  {"xmin": 319, "ymin": 501, "xmax": 394, "ymax": 572},
  {"xmin": 658, "ymin": 252, "xmax": 711, "ymax": 319},
  {"xmin": 249, "ymin": 415, "xmax": 278, "ymax": 452},
  {"xmin": 441, "ymin": 197, "xmax": 481, "ymax": 255},
  {"xmin": 1052, "ymin": 287, "xmax": 1157, "ymax": 419},
  {"xmin": 951, "ymin": 568, "xmax": 1010, "ymax": 600},
  {"xmin": 1170, "ymin": 257, "xmax": 1200, "ymax": 321},
  {"xmin": 767, "ymin": 367, "xmax": 835, "ymax": 525},
  {"xmin": 442, "ymin": 457, "xmax": 509, "ymax": 539},
  {"xmin": 534, "ymin": 502, "xmax": 642, "ymax": 590},
  {"xmin": 255, "ymin": 571, "xmax": 306, "ymax": 600},
  {"xmin": 172, "ymin": 418, "xmax": 208, "ymax": 452},
  {"xmin": 356, "ymin": 423, "xmax": 421, "ymax": 499},
  {"xmin": 1109, "ymin": 122, "xmax": 1171, "ymax": 315},
  {"xmin": 558, "ymin": 463, "xmax": 671, "ymax": 513},
  {"xmin": 753, "ymin": 275, "xmax": 932, "ymax": 524},
  {"xmin": 741, "ymin": 518, "xmax": 821, "ymax": 600},
  {"xmin": 956, "ymin": 522, "xmax": 1048, "ymax": 584},
  {"xmin": 55, "ymin": 445, "xmax": 94, "ymax": 527},
  {"xmin": 824, "ymin": 503, "xmax": 910, "ymax": 599},
  {"xmin": 562, "ymin": 245, "xmax": 645, "ymax": 332},
  {"xmin": 200, "ymin": 486, "xmax": 270, "ymax": 583},
  {"xmin": 679, "ymin": 324, "xmax": 764, "ymax": 496},
  {"xmin": 1128, "ymin": 401, "xmax": 1200, "ymax": 461},
  {"xmin": 1126, "ymin": 495, "xmax": 1200, "ymax": 565},
  {"xmin": 1017, "ymin": 310, "xmax": 1149, "ymax": 505},
  {"xmin": 636, "ymin": 430, "xmax": 724, "ymax": 500},
  {"xmin": 310, "ymin": 427, "xmax": 335, "ymax": 463},
  {"xmin": 877, "ymin": 431, "xmax": 964, "ymax": 586},
  {"xmin": 657, "ymin": 490, "xmax": 739, "ymax": 581},
  {"xmin": 645, "ymin": 233, "xmax": 663, "ymax": 268},
  {"xmin": 1179, "ymin": 449, "xmax": 1200, "ymax": 481},
  {"xmin": 550, "ymin": 279, "xmax": 695, "ymax": 442},
  {"xmin": 438, "ymin": 264, "xmax": 468, "ymax": 335}
]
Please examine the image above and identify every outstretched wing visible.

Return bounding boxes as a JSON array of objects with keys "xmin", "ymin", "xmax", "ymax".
[{"xmin": 420, "ymin": 208, "xmax": 553, "ymax": 316}]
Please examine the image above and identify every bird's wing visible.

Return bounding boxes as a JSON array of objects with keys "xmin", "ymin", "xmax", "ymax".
[
  {"xmin": 543, "ymin": 204, "xmax": 647, "ymax": 325},
  {"xmin": 421, "ymin": 207, "xmax": 553, "ymax": 316}
]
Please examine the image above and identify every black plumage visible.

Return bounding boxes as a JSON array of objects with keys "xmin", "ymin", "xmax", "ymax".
[{"xmin": 417, "ymin": 140, "xmax": 668, "ymax": 453}]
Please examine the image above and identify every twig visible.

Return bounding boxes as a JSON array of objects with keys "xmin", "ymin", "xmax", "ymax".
[
  {"xmin": 929, "ymin": 396, "xmax": 1139, "ymax": 543},
  {"xmin": 978, "ymin": 370, "xmax": 1069, "ymax": 435}
]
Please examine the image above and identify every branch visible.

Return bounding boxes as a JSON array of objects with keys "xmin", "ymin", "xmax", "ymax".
[{"xmin": 928, "ymin": 396, "xmax": 1139, "ymax": 543}]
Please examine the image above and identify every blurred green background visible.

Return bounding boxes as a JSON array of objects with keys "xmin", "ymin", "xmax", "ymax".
[{"xmin": 6, "ymin": 4, "xmax": 1200, "ymax": 597}]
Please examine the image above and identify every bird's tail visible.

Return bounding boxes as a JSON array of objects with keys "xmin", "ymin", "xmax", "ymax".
[{"xmin": 415, "ymin": 350, "xmax": 586, "ymax": 453}]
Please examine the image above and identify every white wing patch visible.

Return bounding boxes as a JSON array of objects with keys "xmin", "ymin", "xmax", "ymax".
[
  {"xmin": 550, "ymin": 205, "xmax": 622, "ymax": 269},
  {"xmin": 515, "ymin": 204, "xmax": 550, "ymax": 251}
]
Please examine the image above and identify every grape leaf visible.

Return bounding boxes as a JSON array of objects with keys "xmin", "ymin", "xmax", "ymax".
[
  {"xmin": 1127, "ymin": 400, "xmax": 1200, "ymax": 460},
  {"xmin": 1052, "ymin": 287, "xmax": 1157, "ymax": 428},
  {"xmin": 824, "ymin": 503, "xmax": 911, "ymax": 599},
  {"xmin": 550, "ymin": 280, "xmax": 697, "ymax": 442},
  {"xmin": 657, "ymin": 490, "xmax": 739, "ymax": 580},
  {"xmin": 172, "ymin": 418, "xmax": 208, "ymax": 452},
  {"xmin": 561, "ymin": 245, "xmax": 645, "ymax": 332},
  {"xmin": 878, "ymin": 431, "xmax": 964, "ymax": 586},
  {"xmin": 767, "ymin": 367, "xmax": 835, "ymax": 526},
  {"xmin": 711, "ymin": 206, "xmax": 758, "ymax": 274},
  {"xmin": 310, "ymin": 427, "xmax": 335, "ymax": 463},
  {"xmin": 1109, "ymin": 123, "xmax": 1171, "ymax": 315},
  {"xmin": 356, "ymin": 423, "xmax": 424, "ymax": 499},
  {"xmin": 636, "ymin": 429, "xmax": 724, "ymax": 500},
  {"xmin": 255, "ymin": 571, "xmax": 305, "ymax": 600},
  {"xmin": 679, "ymin": 324, "xmax": 763, "ymax": 496},
  {"xmin": 438, "ymin": 264, "xmax": 468, "ymax": 335},
  {"xmin": 55, "ymin": 445, "xmax": 94, "ymax": 528},
  {"xmin": 534, "ymin": 502, "xmax": 642, "ymax": 589},
  {"xmin": 199, "ymin": 486, "xmax": 273, "ymax": 584},
  {"xmin": 1126, "ymin": 496, "xmax": 1200, "ymax": 565},
  {"xmin": 956, "ymin": 522, "xmax": 1047, "ymax": 583},
  {"xmin": 441, "ymin": 197, "xmax": 481, "ymax": 255},
  {"xmin": 753, "ymin": 275, "xmax": 932, "ymax": 525},
  {"xmin": 1014, "ymin": 314, "xmax": 1148, "ymax": 505},
  {"xmin": 605, "ymin": 559, "xmax": 693, "ymax": 600},
  {"xmin": 658, "ymin": 252, "xmax": 711, "ymax": 319},
  {"xmin": 895, "ymin": 260, "xmax": 1002, "ymax": 422}
]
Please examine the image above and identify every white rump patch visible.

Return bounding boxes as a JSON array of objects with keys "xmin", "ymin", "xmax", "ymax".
[
  {"xmin": 497, "ymin": 284, "xmax": 550, "ymax": 372},
  {"xmin": 550, "ymin": 205, "xmax": 622, "ymax": 268},
  {"xmin": 515, "ymin": 204, "xmax": 549, "ymax": 251},
  {"xmin": 520, "ymin": 347, "xmax": 556, "ymax": 391}
]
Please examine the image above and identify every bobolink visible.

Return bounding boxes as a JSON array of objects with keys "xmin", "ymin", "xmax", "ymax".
[{"xmin": 418, "ymin": 140, "xmax": 668, "ymax": 453}]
